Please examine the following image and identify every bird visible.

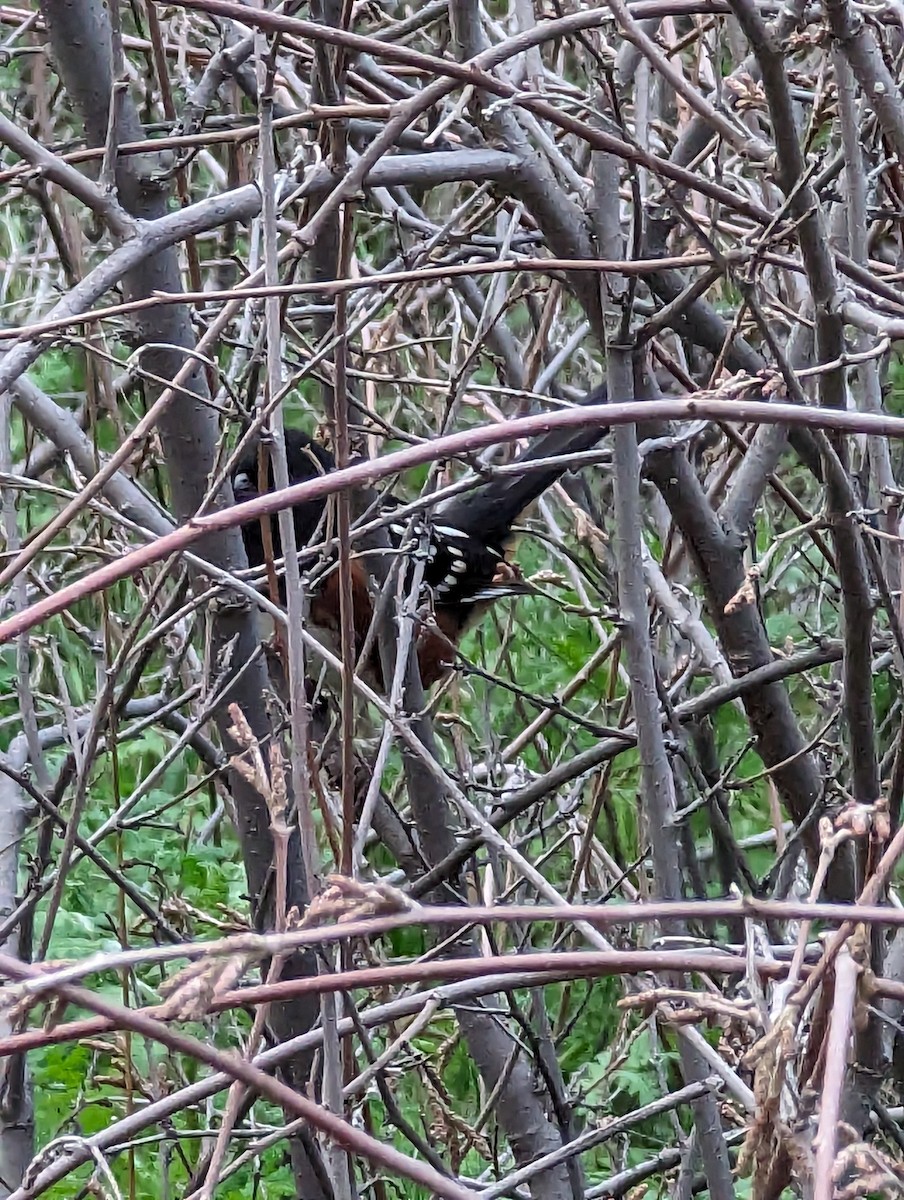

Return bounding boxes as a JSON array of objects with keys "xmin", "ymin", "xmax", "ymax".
[{"xmin": 231, "ymin": 385, "xmax": 609, "ymax": 688}]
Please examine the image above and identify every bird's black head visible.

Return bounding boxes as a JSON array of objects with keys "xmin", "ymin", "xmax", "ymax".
[{"xmin": 232, "ymin": 430, "xmax": 336, "ymax": 567}]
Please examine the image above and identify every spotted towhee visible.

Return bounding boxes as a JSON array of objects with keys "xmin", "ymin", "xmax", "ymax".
[{"xmin": 232, "ymin": 385, "xmax": 609, "ymax": 688}]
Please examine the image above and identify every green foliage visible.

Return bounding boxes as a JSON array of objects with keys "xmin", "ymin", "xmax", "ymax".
[
  {"xmin": 887, "ymin": 358, "xmax": 904, "ymax": 417},
  {"xmin": 558, "ymin": 978, "xmax": 624, "ymax": 1073}
]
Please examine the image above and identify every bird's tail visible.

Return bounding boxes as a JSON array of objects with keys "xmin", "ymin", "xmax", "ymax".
[{"xmin": 436, "ymin": 384, "xmax": 609, "ymax": 546}]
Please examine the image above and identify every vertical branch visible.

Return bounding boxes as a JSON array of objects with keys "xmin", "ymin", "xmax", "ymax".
[
  {"xmin": 257, "ymin": 34, "xmax": 318, "ymax": 894},
  {"xmin": 729, "ymin": 0, "xmax": 878, "ymax": 826},
  {"xmin": 332, "ymin": 128, "xmax": 357, "ymax": 888},
  {"xmin": 0, "ymin": 398, "xmax": 36, "ymax": 1185}
]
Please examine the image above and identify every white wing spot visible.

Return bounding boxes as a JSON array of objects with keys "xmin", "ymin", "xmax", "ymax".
[{"xmin": 463, "ymin": 587, "xmax": 520, "ymax": 601}]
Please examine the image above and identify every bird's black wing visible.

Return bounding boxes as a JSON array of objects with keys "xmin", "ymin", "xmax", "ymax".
[{"xmin": 431, "ymin": 383, "xmax": 609, "ymax": 547}]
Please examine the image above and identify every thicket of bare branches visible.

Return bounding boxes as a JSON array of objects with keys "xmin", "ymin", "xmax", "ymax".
[{"xmin": 4, "ymin": 0, "xmax": 904, "ymax": 1196}]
